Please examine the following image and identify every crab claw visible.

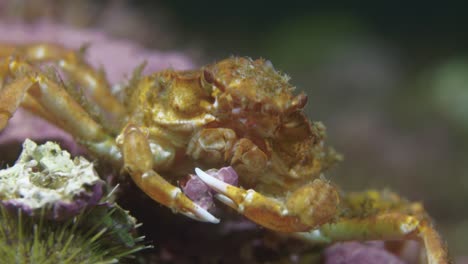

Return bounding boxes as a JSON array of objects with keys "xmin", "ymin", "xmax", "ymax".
[
  {"xmin": 174, "ymin": 190, "xmax": 220, "ymax": 223},
  {"xmin": 121, "ymin": 124, "xmax": 220, "ymax": 224},
  {"xmin": 195, "ymin": 168, "xmax": 339, "ymax": 232},
  {"xmin": 130, "ymin": 170, "xmax": 220, "ymax": 224}
]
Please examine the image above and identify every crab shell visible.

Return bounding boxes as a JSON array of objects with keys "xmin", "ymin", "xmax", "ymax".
[
  {"xmin": 127, "ymin": 57, "xmax": 338, "ymax": 197},
  {"xmin": 206, "ymin": 58, "xmax": 338, "ymax": 191}
]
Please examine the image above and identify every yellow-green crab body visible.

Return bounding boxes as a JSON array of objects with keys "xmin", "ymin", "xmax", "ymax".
[
  {"xmin": 120, "ymin": 57, "xmax": 340, "ymax": 232},
  {"xmin": 0, "ymin": 44, "xmax": 448, "ymax": 264}
]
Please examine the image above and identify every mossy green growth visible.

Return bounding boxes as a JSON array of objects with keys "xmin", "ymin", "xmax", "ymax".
[{"xmin": 0, "ymin": 203, "xmax": 149, "ymax": 264}]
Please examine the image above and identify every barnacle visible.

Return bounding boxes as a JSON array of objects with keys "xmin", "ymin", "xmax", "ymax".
[{"xmin": 0, "ymin": 139, "xmax": 102, "ymax": 219}]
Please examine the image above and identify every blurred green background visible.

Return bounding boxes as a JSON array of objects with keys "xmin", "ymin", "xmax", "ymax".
[{"xmin": 3, "ymin": 0, "xmax": 467, "ymax": 258}]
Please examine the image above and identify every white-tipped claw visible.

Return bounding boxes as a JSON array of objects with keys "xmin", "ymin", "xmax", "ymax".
[
  {"xmin": 215, "ymin": 193, "xmax": 237, "ymax": 209},
  {"xmin": 188, "ymin": 203, "xmax": 220, "ymax": 224},
  {"xmin": 195, "ymin": 167, "xmax": 230, "ymax": 193},
  {"xmin": 180, "ymin": 211, "xmax": 199, "ymax": 221}
]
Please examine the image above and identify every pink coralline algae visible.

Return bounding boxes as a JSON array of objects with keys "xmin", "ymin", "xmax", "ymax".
[
  {"xmin": 0, "ymin": 21, "xmax": 194, "ymax": 83},
  {"xmin": 181, "ymin": 167, "xmax": 238, "ymax": 210},
  {"xmin": 0, "ymin": 109, "xmax": 83, "ymax": 159},
  {"xmin": 0, "ymin": 20, "xmax": 194, "ymax": 158},
  {"xmin": 323, "ymin": 242, "xmax": 405, "ymax": 264}
]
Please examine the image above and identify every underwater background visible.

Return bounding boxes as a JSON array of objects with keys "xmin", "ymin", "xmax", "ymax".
[{"xmin": 1, "ymin": 0, "xmax": 467, "ymax": 262}]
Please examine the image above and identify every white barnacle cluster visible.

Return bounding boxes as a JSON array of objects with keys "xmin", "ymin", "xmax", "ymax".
[{"xmin": 0, "ymin": 139, "xmax": 102, "ymax": 217}]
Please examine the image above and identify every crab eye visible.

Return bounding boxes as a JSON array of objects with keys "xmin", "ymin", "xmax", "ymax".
[
  {"xmin": 200, "ymin": 69, "xmax": 216, "ymax": 94},
  {"xmin": 286, "ymin": 93, "xmax": 307, "ymax": 113},
  {"xmin": 203, "ymin": 69, "xmax": 215, "ymax": 84}
]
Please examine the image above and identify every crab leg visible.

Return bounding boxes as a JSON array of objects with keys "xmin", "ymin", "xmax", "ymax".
[
  {"xmin": 21, "ymin": 94, "xmax": 68, "ymax": 130},
  {"xmin": 292, "ymin": 189, "xmax": 448, "ymax": 264},
  {"xmin": 0, "ymin": 76, "xmax": 32, "ymax": 131},
  {"xmin": 296, "ymin": 214, "xmax": 448, "ymax": 264},
  {"xmin": 121, "ymin": 125, "xmax": 219, "ymax": 223},
  {"xmin": 1, "ymin": 43, "xmax": 126, "ymax": 131},
  {"xmin": 0, "ymin": 57, "xmax": 120, "ymax": 162},
  {"xmin": 195, "ymin": 168, "xmax": 339, "ymax": 232},
  {"xmin": 197, "ymin": 168, "xmax": 449, "ymax": 263}
]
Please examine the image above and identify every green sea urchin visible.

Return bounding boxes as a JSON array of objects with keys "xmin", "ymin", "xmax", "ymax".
[
  {"xmin": 0, "ymin": 205, "xmax": 149, "ymax": 263},
  {"xmin": 0, "ymin": 139, "xmax": 149, "ymax": 263}
]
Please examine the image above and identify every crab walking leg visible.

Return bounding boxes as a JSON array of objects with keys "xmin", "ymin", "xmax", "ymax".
[
  {"xmin": 1, "ymin": 58, "xmax": 120, "ymax": 162},
  {"xmin": 295, "ymin": 214, "xmax": 448, "ymax": 264},
  {"xmin": 296, "ymin": 213, "xmax": 419, "ymax": 242},
  {"xmin": 121, "ymin": 125, "xmax": 219, "ymax": 223},
  {"xmin": 0, "ymin": 59, "xmax": 59, "ymax": 131},
  {"xmin": 416, "ymin": 220, "xmax": 449, "ymax": 264},
  {"xmin": 0, "ymin": 77, "xmax": 33, "ymax": 130},
  {"xmin": 21, "ymin": 94, "xmax": 68, "ymax": 130},
  {"xmin": 195, "ymin": 168, "xmax": 339, "ymax": 232},
  {"xmin": 1, "ymin": 43, "xmax": 126, "ymax": 130},
  {"xmin": 0, "ymin": 63, "xmax": 64, "ymax": 131}
]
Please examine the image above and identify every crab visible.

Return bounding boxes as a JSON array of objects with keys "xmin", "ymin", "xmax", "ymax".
[{"xmin": 0, "ymin": 43, "xmax": 448, "ymax": 263}]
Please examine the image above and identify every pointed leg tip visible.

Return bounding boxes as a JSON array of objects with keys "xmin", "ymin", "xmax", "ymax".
[
  {"xmin": 214, "ymin": 193, "xmax": 237, "ymax": 209},
  {"xmin": 188, "ymin": 198, "xmax": 220, "ymax": 223},
  {"xmin": 181, "ymin": 205, "xmax": 220, "ymax": 224},
  {"xmin": 210, "ymin": 217, "xmax": 221, "ymax": 224},
  {"xmin": 198, "ymin": 208, "xmax": 221, "ymax": 224}
]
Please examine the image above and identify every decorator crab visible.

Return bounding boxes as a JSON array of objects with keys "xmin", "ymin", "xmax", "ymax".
[{"xmin": 0, "ymin": 43, "xmax": 448, "ymax": 263}]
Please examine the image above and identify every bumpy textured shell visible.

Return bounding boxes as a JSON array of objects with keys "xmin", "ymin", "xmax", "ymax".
[
  {"xmin": 127, "ymin": 57, "xmax": 340, "ymax": 196},
  {"xmin": 206, "ymin": 57, "xmax": 302, "ymax": 113},
  {"xmin": 205, "ymin": 58, "xmax": 339, "ymax": 194},
  {"xmin": 0, "ymin": 139, "xmax": 103, "ymax": 220}
]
